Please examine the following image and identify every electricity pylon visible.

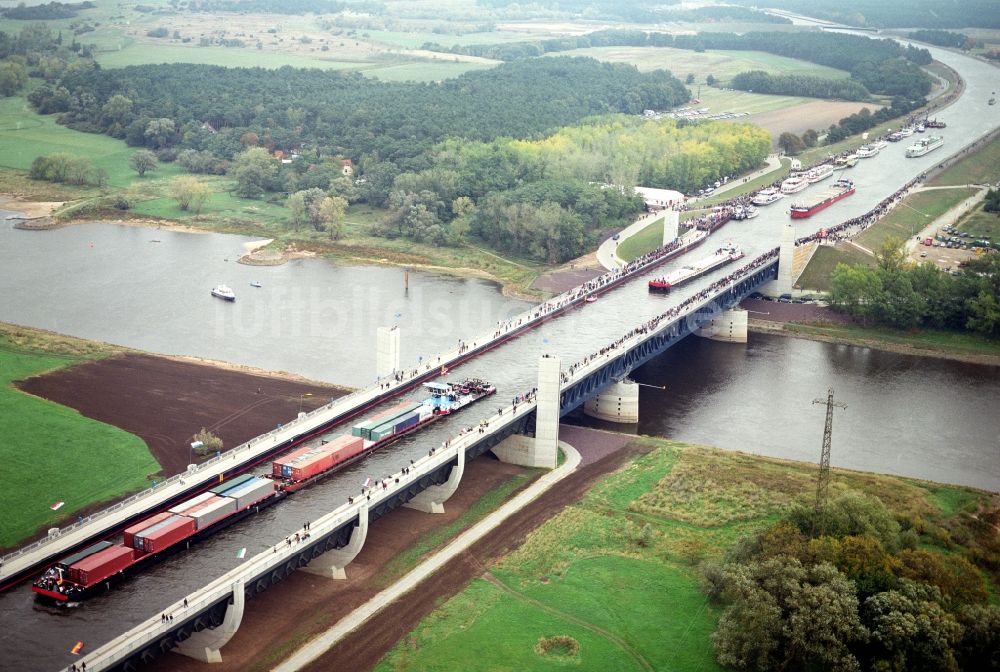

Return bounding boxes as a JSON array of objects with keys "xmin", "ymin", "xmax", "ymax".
[{"xmin": 812, "ymin": 389, "xmax": 847, "ymax": 532}]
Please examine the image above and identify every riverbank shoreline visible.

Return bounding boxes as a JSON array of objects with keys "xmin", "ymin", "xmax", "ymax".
[
  {"xmin": 0, "ymin": 321, "xmax": 353, "ymax": 389},
  {"xmin": 748, "ymin": 318, "xmax": 1000, "ymax": 366},
  {"xmin": 2, "ymin": 198, "xmax": 550, "ymax": 301}
]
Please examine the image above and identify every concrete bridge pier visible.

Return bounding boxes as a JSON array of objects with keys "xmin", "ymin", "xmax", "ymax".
[
  {"xmin": 376, "ymin": 326, "xmax": 401, "ymax": 379},
  {"xmin": 663, "ymin": 209, "xmax": 680, "ymax": 245},
  {"xmin": 583, "ymin": 379, "xmax": 639, "ymax": 423},
  {"xmin": 761, "ymin": 221, "xmax": 796, "ymax": 297},
  {"xmin": 404, "ymin": 446, "xmax": 465, "ymax": 514},
  {"xmin": 175, "ymin": 579, "xmax": 245, "ymax": 663},
  {"xmin": 696, "ymin": 308, "xmax": 749, "ymax": 343},
  {"xmin": 301, "ymin": 503, "xmax": 369, "ymax": 580},
  {"xmin": 493, "ymin": 355, "xmax": 560, "ymax": 469}
]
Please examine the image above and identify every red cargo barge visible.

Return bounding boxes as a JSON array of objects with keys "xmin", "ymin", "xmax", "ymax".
[
  {"xmin": 32, "ymin": 380, "xmax": 495, "ymax": 602},
  {"xmin": 32, "ymin": 475, "xmax": 282, "ymax": 603},
  {"xmin": 270, "ymin": 379, "xmax": 495, "ymax": 493},
  {"xmin": 789, "ymin": 179, "xmax": 855, "ymax": 219}
]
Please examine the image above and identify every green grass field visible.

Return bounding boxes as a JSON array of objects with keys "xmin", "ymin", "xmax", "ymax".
[
  {"xmin": 856, "ymin": 187, "xmax": 977, "ymax": 250},
  {"xmin": 363, "ymin": 28, "xmax": 537, "ymax": 49},
  {"xmin": 360, "ymin": 60, "xmax": 496, "ymax": 82},
  {"xmin": 957, "ymin": 203, "xmax": 1000, "ymax": 240},
  {"xmin": 796, "ymin": 244, "xmax": 875, "ymax": 292},
  {"xmin": 616, "ymin": 219, "xmax": 664, "ymax": 262},
  {"xmin": 95, "ymin": 44, "xmax": 366, "ymax": 71},
  {"xmin": 928, "ymin": 136, "xmax": 1000, "ymax": 187},
  {"xmin": 689, "ymin": 87, "xmax": 816, "ymax": 115},
  {"xmin": 0, "ymin": 96, "xmax": 184, "ymax": 190},
  {"xmin": 0, "ymin": 333, "xmax": 158, "ymax": 549},
  {"xmin": 554, "ymin": 46, "xmax": 850, "ymax": 83},
  {"xmin": 374, "ymin": 437, "xmax": 993, "ymax": 671}
]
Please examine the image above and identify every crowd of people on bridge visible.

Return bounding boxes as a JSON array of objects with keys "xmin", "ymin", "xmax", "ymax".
[
  {"xmin": 794, "ymin": 172, "xmax": 927, "ymax": 246},
  {"xmin": 560, "ymin": 247, "xmax": 779, "ymax": 384}
]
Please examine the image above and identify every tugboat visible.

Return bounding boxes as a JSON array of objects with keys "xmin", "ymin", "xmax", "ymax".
[{"xmin": 211, "ymin": 284, "xmax": 236, "ymax": 301}]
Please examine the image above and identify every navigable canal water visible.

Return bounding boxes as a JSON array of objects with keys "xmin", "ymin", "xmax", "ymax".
[
  {"xmin": 2, "ymin": 35, "xmax": 1000, "ymax": 665},
  {"xmin": 1, "ymin": 220, "xmax": 997, "ymax": 672},
  {"xmin": 2, "ymin": 215, "xmax": 996, "ymax": 494}
]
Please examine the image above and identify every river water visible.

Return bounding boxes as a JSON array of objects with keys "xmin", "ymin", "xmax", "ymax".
[{"xmin": 0, "ymin": 38, "xmax": 999, "ymax": 672}]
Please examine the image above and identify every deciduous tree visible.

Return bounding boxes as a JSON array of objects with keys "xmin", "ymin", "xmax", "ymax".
[
  {"xmin": 129, "ymin": 149, "xmax": 158, "ymax": 177},
  {"xmin": 170, "ymin": 175, "xmax": 211, "ymax": 213}
]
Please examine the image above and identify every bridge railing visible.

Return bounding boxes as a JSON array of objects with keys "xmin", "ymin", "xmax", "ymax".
[
  {"xmin": 3, "ymin": 224, "xmax": 731, "ymax": 576},
  {"xmin": 72, "ymin": 396, "xmax": 537, "ymax": 672},
  {"xmin": 68, "ymin": 253, "xmax": 781, "ymax": 669}
]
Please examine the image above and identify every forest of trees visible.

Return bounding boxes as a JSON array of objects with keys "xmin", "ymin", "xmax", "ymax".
[
  {"xmin": 1, "ymin": 1, "xmax": 93, "ymax": 20},
  {"xmin": 424, "ymin": 29, "xmax": 931, "ymax": 101},
  {"xmin": 372, "ymin": 117, "xmax": 770, "ymax": 261},
  {"xmin": 31, "ymin": 57, "xmax": 689, "ymax": 169},
  {"xmin": 824, "ymin": 95, "xmax": 926, "ymax": 144},
  {"xmin": 730, "ymin": 71, "xmax": 870, "ymax": 101},
  {"xmin": 731, "ymin": 0, "xmax": 1000, "ymax": 29},
  {"xmin": 704, "ymin": 492, "xmax": 1000, "ymax": 671},
  {"xmin": 908, "ymin": 30, "xmax": 975, "ymax": 49},
  {"xmin": 829, "ymin": 239, "xmax": 1000, "ymax": 336}
]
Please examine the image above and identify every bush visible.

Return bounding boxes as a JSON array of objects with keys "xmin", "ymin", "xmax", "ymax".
[
  {"xmin": 191, "ymin": 428, "xmax": 223, "ymax": 457},
  {"xmin": 147, "ymin": 27, "xmax": 169, "ymax": 38}
]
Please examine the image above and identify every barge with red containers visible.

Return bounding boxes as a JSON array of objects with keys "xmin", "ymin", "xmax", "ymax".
[
  {"xmin": 31, "ymin": 379, "xmax": 494, "ymax": 602},
  {"xmin": 270, "ymin": 379, "xmax": 495, "ymax": 492},
  {"xmin": 32, "ymin": 474, "xmax": 281, "ymax": 603},
  {"xmin": 789, "ymin": 178, "xmax": 855, "ymax": 219}
]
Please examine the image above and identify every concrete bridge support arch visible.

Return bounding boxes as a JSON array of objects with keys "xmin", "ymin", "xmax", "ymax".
[
  {"xmin": 493, "ymin": 355, "xmax": 560, "ymax": 469},
  {"xmin": 404, "ymin": 446, "xmax": 465, "ymax": 514},
  {"xmin": 376, "ymin": 326, "xmax": 401, "ymax": 379},
  {"xmin": 583, "ymin": 379, "xmax": 639, "ymax": 423},
  {"xmin": 175, "ymin": 579, "xmax": 245, "ymax": 663},
  {"xmin": 696, "ymin": 308, "xmax": 748, "ymax": 343},
  {"xmin": 301, "ymin": 503, "xmax": 369, "ymax": 580}
]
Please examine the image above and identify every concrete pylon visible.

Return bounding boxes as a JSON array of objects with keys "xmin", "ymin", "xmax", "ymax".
[
  {"xmin": 175, "ymin": 579, "xmax": 245, "ymax": 663},
  {"xmin": 301, "ymin": 503, "xmax": 369, "ymax": 580},
  {"xmin": 492, "ymin": 355, "xmax": 560, "ymax": 469},
  {"xmin": 376, "ymin": 326, "xmax": 400, "ymax": 379},
  {"xmin": 404, "ymin": 446, "xmax": 464, "ymax": 514},
  {"xmin": 696, "ymin": 308, "xmax": 749, "ymax": 343},
  {"xmin": 583, "ymin": 379, "xmax": 639, "ymax": 423},
  {"xmin": 762, "ymin": 221, "xmax": 796, "ymax": 297},
  {"xmin": 663, "ymin": 209, "xmax": 680, "ymax": 245}
]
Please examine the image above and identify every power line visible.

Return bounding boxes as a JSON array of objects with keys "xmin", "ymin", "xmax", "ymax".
[{"xmin": 811, "ymin": 388, "xmax": 846, "ymax": 535}]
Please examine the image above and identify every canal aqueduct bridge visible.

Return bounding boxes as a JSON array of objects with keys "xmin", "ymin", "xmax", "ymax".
[{"xmin": 70, "ymin": 234, "xmax": 780, "ymax": 672}]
